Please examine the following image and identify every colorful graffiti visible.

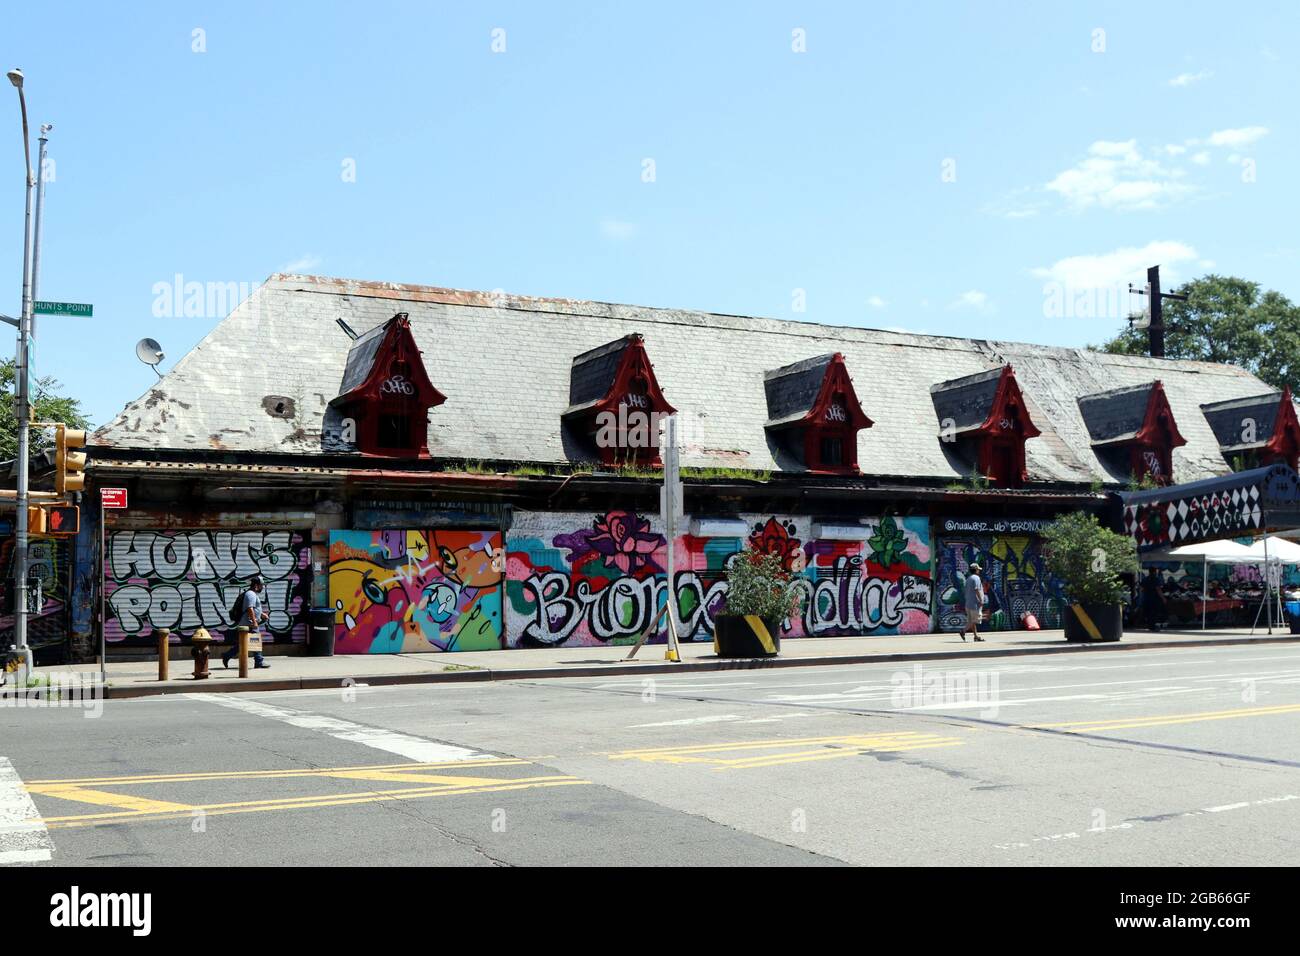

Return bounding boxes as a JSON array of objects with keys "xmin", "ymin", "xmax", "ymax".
[
  {"xmin": 505, "ymin": 511, "xmax": 934, "ymax": 647},
  {"xmin": 327, "ymin": 529, "xmax": 503, "ymax": 653},
  {"xmin": 934, "ymin": 533, "xmax": 1064, "ymax": 631},
  {"xmin": 1, "ymin": 535, "xmax": 70, "ymax": 657},
  {"xmin": 104, "ymin": 530, "xmax": 311, "ymax": 643}
]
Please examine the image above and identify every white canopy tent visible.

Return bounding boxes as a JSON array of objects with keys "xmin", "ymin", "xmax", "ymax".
[{"xmin": 1143, "ymin": 537, "xmax": 1295, "ymax": 631}]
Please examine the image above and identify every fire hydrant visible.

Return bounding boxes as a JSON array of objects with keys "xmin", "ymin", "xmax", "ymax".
[{"xmin": 191, "ymin": 627, "xmax": 213, "ymax": 680}]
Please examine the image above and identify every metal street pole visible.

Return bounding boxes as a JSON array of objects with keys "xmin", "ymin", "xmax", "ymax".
[
  {"xmin": 8, "ymin": 68, "xmax": 34, "ymax": 678},
  {"xmin": 30, "ymin": 124, "xmax": 49, "ymax": 335}
]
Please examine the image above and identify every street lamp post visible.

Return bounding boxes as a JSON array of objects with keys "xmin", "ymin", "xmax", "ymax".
[{"xmin": 8, "ymin": 67, "xmax": 35, "ymax": 678}]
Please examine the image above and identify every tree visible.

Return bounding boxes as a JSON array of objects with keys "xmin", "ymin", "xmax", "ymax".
[
  {"xmin": 0, "ymin": 359, "xmax": 92, "ymax": 461},
  {"xmin": 1096, "ymin": 274, "xmax": 1300, "ymax": 389}
]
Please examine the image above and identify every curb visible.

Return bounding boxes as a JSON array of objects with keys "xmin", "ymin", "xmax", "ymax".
[{"xmin": 100, "ymin": 634, "xmax": 1300, "ymax": 699}]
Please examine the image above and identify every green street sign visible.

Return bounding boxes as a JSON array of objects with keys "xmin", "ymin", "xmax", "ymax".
[{"xmin": 34, "ymin": 300, "xmax": 93, "ymax": 317}]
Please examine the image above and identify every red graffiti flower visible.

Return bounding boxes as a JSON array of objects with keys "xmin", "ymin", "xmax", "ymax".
[
  {"xmin": 588, "ymin": 510, "xmax": 661, "ymax": 574},
  {"xmin": 748, "ymin": 518, "xmax": 801, "ymax": 572}
]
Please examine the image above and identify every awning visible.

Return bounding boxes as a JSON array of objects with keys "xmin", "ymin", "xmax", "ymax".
[{"xmin": 1120, "ymin": 464, "xmax": 1300, "ymax": 553}]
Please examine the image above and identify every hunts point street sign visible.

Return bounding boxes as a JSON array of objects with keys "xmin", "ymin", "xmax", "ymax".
[{"xmin": 34, "ymin": 300, "xmax": 93, "ymax": 317}]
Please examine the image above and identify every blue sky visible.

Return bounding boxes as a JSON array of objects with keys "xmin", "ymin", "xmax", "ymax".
[{"xmin": 4, "ymin": 1, "xmax": 1298, "ymax": 427}]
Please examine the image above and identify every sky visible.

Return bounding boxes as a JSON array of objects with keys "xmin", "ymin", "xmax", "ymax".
[{"xmin": 3, "ymin": 1, "xmax": 1298, "ymax": 428}]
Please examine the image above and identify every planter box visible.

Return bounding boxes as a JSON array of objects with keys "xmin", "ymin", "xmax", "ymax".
[
  {"xmin": 714, "ymin": 614, "xmax": 781, "ymax": 658},
  {"xmin": 1064, "ymin": 602, "xmax": 1123, "ymax": 643}
]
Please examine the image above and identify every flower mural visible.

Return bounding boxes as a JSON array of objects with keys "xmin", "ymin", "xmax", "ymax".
[
  {"xmin": 748, "ymin": 517, "xmax": 802, "ymax": 571},
  {"xmin": 586, "ymin": 510, "xmax": 661, "ymax": 574}
]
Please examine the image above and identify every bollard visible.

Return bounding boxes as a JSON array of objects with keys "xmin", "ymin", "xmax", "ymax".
[
  {"xmin": 157, "ymin": 628, "xmax": 170, "ymax": 681},
  {"xmin": 237, "ymin": 626, "xmax": 249, "ymax": 679}
]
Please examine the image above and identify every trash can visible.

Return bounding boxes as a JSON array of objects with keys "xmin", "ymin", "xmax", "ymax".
[
  {"xmin": 308, "ymin": 608, "xmax": 336, "ymax": 656},
  {"xmin": 1286, "ymin": 601, "xmax": 1300, "ymax": 635}
]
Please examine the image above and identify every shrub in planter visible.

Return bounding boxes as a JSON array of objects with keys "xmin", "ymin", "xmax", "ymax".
[
  {"xmin": 715, "ymin": 549, "xmax": 801, "ymax": 657},
  {"xmin": 1041, "ymin": 513, "xmax": 1140, "ymax": 642}
]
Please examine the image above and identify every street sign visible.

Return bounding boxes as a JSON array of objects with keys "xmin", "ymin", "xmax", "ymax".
[
  {"xmin": 100, "ymin": 487, "xmax": 128, "ymax": 509},
  {"xmin": 34, "ymin": 300, "xmax": 93, "ymax": 317}
]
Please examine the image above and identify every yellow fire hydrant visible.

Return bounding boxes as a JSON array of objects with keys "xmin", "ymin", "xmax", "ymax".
[{"xmin": 191, "ymin": 627, "xmax": 213, "ymax": 680}]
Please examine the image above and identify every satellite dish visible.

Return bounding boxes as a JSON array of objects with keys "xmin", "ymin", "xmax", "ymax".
[{"xmin": 135, "ymin": 338, "xmax": 165, "ymax": 378}]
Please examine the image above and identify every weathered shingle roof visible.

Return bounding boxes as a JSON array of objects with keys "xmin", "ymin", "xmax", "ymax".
[
  {"xmin": 93, "ymin": 274, "xmax": 1276, "ymax": 484},
  {"xmin": 930, "ymin": 367, "xmax": 1004, "ymax": 434},
  {"xmin": 1078, "ymin": 382, "xmax": 1158, "ymax": 445},
  {"xmin": 336, "ymin": 321, "xmax": 387, "ymax": 399}
]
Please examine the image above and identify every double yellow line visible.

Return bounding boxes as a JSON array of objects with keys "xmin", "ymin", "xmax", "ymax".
[
  {"xmin": 609, "ymin": 732, "xmax": 964, "ymax": 770},
  {"xmin": 1030, "ymin": 701, "xmax": 1300, "ymax": 734}
]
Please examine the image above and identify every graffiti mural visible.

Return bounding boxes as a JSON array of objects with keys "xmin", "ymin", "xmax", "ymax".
[
  {"xmin": 935, "ymin": 533, "xmax": 1065, "ymax": 631},
  {"xmin": 327, "ymin": 529, "xmax": 503, "ymax": 653},
  {"xmin": 505, "ymin": 511, "xmax": 934, "ymax": 648},
  {"xmin": 104, "ymin": 529, "xmax": 311, "ymax": 644},
  {"xmin": 1, "ymin": 535, "xmax": 70, "ymax": 658}
]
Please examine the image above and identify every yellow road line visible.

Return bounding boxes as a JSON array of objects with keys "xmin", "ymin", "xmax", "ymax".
[
  {"xmin": 609, "ymin": 732, "xmax": 965, "ymax": 770},
  {"xmin": 714, "ymin": 739, "xmax": 963, "ymax": 770},
  {"xmin": 1030, "ymin": 702, "xmax": 1300, "ymax": 733},
  {"xmin": 26, "ymin": 757, "xmax": 528, "ymax": 788},
  {"xmin": 38, "ymin": 777, "xmax": 590, "ymax": 829},
  {"xmin": 25, "ymin": 785, "xmax": 194, "ymax": 814}
]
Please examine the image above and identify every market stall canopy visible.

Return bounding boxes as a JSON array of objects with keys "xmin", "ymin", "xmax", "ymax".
[
  {"xmin": 1238, "ymin": 536, "xmax": 1300, "ymax": 563},
  {"xmin": 1121, "ymin": 464, "xmax": 1300, "ymax": 553},
  {"xmin": 1143, "ymin": 539, "xmax": 1258, "ymax": 563}
]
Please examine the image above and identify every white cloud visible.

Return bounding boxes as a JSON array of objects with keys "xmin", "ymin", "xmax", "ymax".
[
  {"xmin": 279, "ymin": 254, "xmax": 322, "ymax": 273},
  {"xmin": 948, "ymin": 290, "xmax": 995, "ymax": 314},
  {"xmin": 866, "ymin": 295, "xmax": 889, "ymax": 309},
  {"xmin": 1031, "ymin": 240, "xmax": 1198, "ymax": 290},
  {"xmin": 1190, "ymin": 151, "xmax": 1211, "ymax": 165},
  {"xmin": 1169, "ymin": 70, "xmax": 1212, "ymax": 87},
  {"xmin": 1046, "ymin": 140, "xmax": 1193, "ymax": 211},
  {"xmin": 1207, "ymin": 126, "xmax": 1269, "ymax": 148},
  {"xmin": 599, "ymin": 218, "xmax": 638, "ymax": 240}
]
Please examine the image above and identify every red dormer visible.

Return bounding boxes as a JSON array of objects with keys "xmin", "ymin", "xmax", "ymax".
[
  {"xmin": 562, "ymin": 334, "xmax": 676, "ymax": 466},
  {"xmin": 1079, "ymin": 380, "xmax": 1187, "ymax": 486},
  {"xmin": 931, "ymin": 365, "xmax": 1041, "ymax": 488},
  {"xmin": 1263, "ymin": 386, "xmax": 1300, "ymax": 472},
  {"xmin": 329, "ymin": 313, "xmax": 445, "ymax": 457},
  {"xmin": 764, "ymin": 353, "xmax": 872, "ymax": 473}
]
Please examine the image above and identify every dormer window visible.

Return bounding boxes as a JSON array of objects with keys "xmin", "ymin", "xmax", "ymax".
[
  {"xmin": 329, "ymin": 313, "xmax": 445, "ymax": 458},
  {"xmin": 562, "ymin": 334, "xmax": 676, "ymax": 466},
  {"xmin": 1202, "ymin": 386, "xmax": 1300, "ymax": 473},
  {"xmin": 764, "ymin": 354, "xmax": 872, "ymax": 474},
  {"xmin": 1078, "ymin": 380, "xmax": 1186, "ymax": 486},
  {"xmin": 931, "ymin": 365, "xmax": 1040, "ymax": 488}
]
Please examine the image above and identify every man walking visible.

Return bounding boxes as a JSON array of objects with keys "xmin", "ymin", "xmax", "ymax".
[
  {"xmin": 222, "ymin": 574, "xmax": 271, "ymax": 669},
  {"xmin": 960, "ymin": 563, "xmax": 986, "ymax": 642}
]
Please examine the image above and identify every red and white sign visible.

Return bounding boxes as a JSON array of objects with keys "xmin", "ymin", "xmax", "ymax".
[{"xmin": 100, "ymin": 487, "xmax": 128, "ymax": 510}]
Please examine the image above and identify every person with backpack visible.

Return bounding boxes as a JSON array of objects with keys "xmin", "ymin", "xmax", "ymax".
[{"xmin": 222, "ymin": 574, "xmax": 271, "ymax": 669}]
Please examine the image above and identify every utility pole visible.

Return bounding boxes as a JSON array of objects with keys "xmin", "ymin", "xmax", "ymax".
[
  {"xmin": 1129, "ymin": 264, "xmax": 1189, "ymax": 359},
  {"xmin": 7, "ymin": 68, "xmax": 35, "ymax": 679}
]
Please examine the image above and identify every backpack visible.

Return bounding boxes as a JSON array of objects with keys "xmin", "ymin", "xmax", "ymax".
[{"xmin": 228, "ymin": 590, "xmax": 246, "ymax": 625}]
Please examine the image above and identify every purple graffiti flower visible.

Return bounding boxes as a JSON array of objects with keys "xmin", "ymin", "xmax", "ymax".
[{"xmin": 588, "ymin": 510, "xmax": 661, "ymax": 574}]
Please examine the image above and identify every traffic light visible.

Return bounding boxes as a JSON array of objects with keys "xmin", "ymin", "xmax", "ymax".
[
  {"xmin": 45, "ymin": 504, "xmax": 79, "ymax": 535},
  {"xmin": 26, "ymin": 505, "xmax": 46, "ymax": 534},
  {"xmin": 55, "ymin": 424, "xmax": 87, "ymax": 494}
]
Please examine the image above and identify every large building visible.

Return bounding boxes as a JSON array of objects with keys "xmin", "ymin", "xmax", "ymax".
[{"xmin": 43, "ymin": 274, "xmax": 1300, "ymax": 660}]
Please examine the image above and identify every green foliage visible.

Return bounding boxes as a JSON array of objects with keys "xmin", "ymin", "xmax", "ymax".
[
  {"xmin": 1041, "ymin": 512, "xmax": 1140, "ymax": 605},
  {"xmin": 1094, "ymin": 275, "xmax": 1300, "ymax": 389},
  {"xmin": 1124, "ymin": 473, "xmax": 1161, "ymax": 492},
  {"xmin": 0, "ymin": 360, "xmax": 91, "ymax": 461},
  {"xmin": 723, "ymin": 549, "xmax": 801, "ymax": 624}
]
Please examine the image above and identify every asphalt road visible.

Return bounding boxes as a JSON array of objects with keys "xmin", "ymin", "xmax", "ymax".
[{"xmin": 5, "ymin": 643, "xmax": 1300, "ymax": 866}]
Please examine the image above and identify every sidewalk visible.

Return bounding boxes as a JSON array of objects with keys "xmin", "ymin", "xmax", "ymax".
[{"xmin": 26, "ymin": 625, "xmax": 1300, "ymax": 699}]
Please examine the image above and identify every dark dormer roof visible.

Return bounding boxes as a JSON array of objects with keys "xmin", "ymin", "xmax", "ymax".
[
  {"xmin": 566, "ymin": 335, "xmax": 637, "ymax": 412},
  {"xmin": 1202, "ymin": 391, "xmax": 1284, "ymax": 452},
  {"xmin": 1078, "ymin": 382, "xmax": 1160, "ymax": 445},
  {"xmin": 764, "ymin": 354, "xmax": 836, "ymax": 427},
  {"xmin": 930, "ymin": 367, "xmax": 1005, "ymax": 434},
  {"xmin": 337, "ymin": 323, "xmax": 388, "ymax": 398}
]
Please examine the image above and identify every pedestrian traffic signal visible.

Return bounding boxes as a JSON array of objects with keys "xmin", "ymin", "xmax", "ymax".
[
  {"xmin": 45, "ymin": 504, "xmax": 79, "ymax": 535},
  {"xmin": 55, "ymin": 425, "xmax": 87, "ymax": 494},
  {"xmin": 26, "ymin": 505, "xmax": 46, "ymax": 534}
]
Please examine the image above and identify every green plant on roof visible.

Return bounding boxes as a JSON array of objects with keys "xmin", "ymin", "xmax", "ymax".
[{"xmin": 867, "ymin": 515, "xmax": 908, "ymax": 567}]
